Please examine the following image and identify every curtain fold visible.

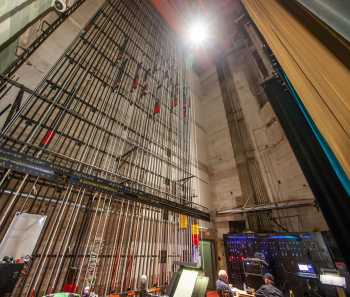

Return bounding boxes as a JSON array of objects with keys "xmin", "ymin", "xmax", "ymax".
[{"xmin": 242, "ymin": 0, "xmax": 350, "ymax": 179}]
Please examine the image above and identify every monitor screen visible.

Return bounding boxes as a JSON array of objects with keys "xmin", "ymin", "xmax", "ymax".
[
  {"xmin": 244, "ymin": 260, "xmax": 263, "ymax": 275},
  {"xmin": 296, "ymin": 263, "xmax": 317, "ymax": 279},
  {"xmin": 298, "ymin": 264, "xmax": 315, "ymax": 273},
  {"xmin": 172, "ymin": 269, "xmax": 199, "ymax": 297},
  {"xmin": 320, "ymin": 274, "xmax": 346, "ymax": 288}
]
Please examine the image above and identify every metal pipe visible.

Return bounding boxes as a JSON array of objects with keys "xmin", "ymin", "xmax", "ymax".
[
  {"xmin": 217, "ymin": 199, "xmax": 315, "ymax": 215},
  {"xmin": 0, "ymin": 0, "xmax": 204, "ymax": 295}
]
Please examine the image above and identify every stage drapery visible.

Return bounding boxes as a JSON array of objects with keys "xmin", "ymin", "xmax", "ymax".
[{"xmin": 242, "ymin": 0, "xmax": 350, "ymax": 180}]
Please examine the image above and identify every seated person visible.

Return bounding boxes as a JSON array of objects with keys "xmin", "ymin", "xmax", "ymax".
[
  {"xmin": 256, "ymin": 273, "xmax": 283, "ymax": 297},
  {"xmin": 216, "ymin": 270, "xmax": 233, "ymax": 296},
  {"xmin": 140, "ymin": 274, "xmax": 149, "ymax": 297}
]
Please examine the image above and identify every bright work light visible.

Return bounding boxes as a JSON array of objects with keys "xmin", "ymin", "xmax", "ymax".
[{"xmin": 187, "ymin": 19, "xmax": 209, "ymax": 47}]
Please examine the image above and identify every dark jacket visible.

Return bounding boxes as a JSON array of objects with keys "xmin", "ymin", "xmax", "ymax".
[
  {"xmin": 216, "ymin": 280, "xmax": 233, "ymax": 296},
  {"xmin": 256, "ymin": 284, "xmax": 283, "ymax": 297}
]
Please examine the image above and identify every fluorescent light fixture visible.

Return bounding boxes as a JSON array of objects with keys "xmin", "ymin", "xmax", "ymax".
[{"xmin": 187, "ymin": 19, "xmax": 209, "ymax": 47}]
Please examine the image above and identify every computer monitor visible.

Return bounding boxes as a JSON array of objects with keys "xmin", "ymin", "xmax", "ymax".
[
  {"xmin": 320, "ymin": 273, "xmax": 346, "ymax": 288},
  {"xmin": 172, "ymin": 269, "xmax": 199, "ymax": 297},
  {"xmin": 296, "ymin": 263, "xmax": 317, "ymax": 279},
  {"xmin": 298, "ymin": 264, "xmax": 315, "ymax": 274},
  {"xmin": 167, "ymin": 265, "xmax": 209, "ymax": 297}
]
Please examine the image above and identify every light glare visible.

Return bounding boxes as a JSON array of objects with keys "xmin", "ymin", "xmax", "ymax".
[{"xmin": 187, "ymin": 20, "xmax": 208, "ymax": 47}]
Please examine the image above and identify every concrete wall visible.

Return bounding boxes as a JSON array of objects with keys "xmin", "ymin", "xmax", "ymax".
[
  {"xmin": 190, "ymin": 71, "xmax": 212, "ymax": 211},
  {"xmin": 195, "ymin": 50, "xmax": 328, "ymax": 239},
  {"xmin": 259, "ymin": 102, "xmax": 314, "ymax": 201},
  {"xmin": 198, "ymin": 66, "xmax": 242, "ymax": 213},
  {"xmin": 227, "ymin": 54, "xmax": 315, "ymax": 203},
  {"xmin": 0, "ymin": 0, "xmax": 53, "ymax": 45},
  {"xmin": 0, "ymin": 0, "xmax": 54, "ymax": 72},
  {"xmin": 15, "ymin": 0, "xmax": 105, "ymax": 89},
  {"xmin": 0, "ymin": 0, "xmax": 104, "ymax": 130}
]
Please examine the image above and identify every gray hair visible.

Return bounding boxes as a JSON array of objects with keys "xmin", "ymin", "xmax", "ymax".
[
  {"xmin": 218, "ymin": 270, "xmax": 228, "ymax": 281},
  {"xmin": 140, "ymin": 274, "xmax": 148, "ymax": 290}
]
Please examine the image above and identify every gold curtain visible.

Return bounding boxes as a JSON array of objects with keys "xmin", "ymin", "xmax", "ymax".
[{"xmin": 242, "ymin": 0, "xmax": 350, "ymax": 179}]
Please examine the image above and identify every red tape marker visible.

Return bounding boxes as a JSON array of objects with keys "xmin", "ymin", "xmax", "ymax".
[
  {"xmin": 154, "ymin": 102, "xmax": 160, "ymax": 114},
  {"xmin": 192, "ymin": 234, "xmax": 200, "ymax": 247},
  {"xmin": 41, "ymin": 130, "xmax": 55, "ymax": 146},
  {"xmin": 132, "ymin": 78, "xmax": 139, "ymax": 90},
  {"xmin": 30, "ymin": 288, "xmax": 35, "ymax": 297}
]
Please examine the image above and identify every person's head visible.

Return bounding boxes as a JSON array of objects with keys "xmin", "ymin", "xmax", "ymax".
[
  {"xmin": 83, "ymin": 286, "xmax": 90, "ymax": 294},
  {"xmin": 263, "ymin": 273, "xmax": 274, "ymax": 285},
  {"xmin": 140, "ymin": 274, "xmax": 148, "ymax": 290},
  {"xmin": 218, "ymin": 270, "xmax": 228, "ymax": 283}
]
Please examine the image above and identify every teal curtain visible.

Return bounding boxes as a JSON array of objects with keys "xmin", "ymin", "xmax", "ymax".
[{"xmin": 280, "ymin": 69, "xmax": 350, "ymax": 196}]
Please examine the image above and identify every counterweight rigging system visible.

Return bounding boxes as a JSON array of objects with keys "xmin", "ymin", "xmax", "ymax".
[{"xmin": 0, "ymin": 0, "xmax": 209, "ymax": 296}]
